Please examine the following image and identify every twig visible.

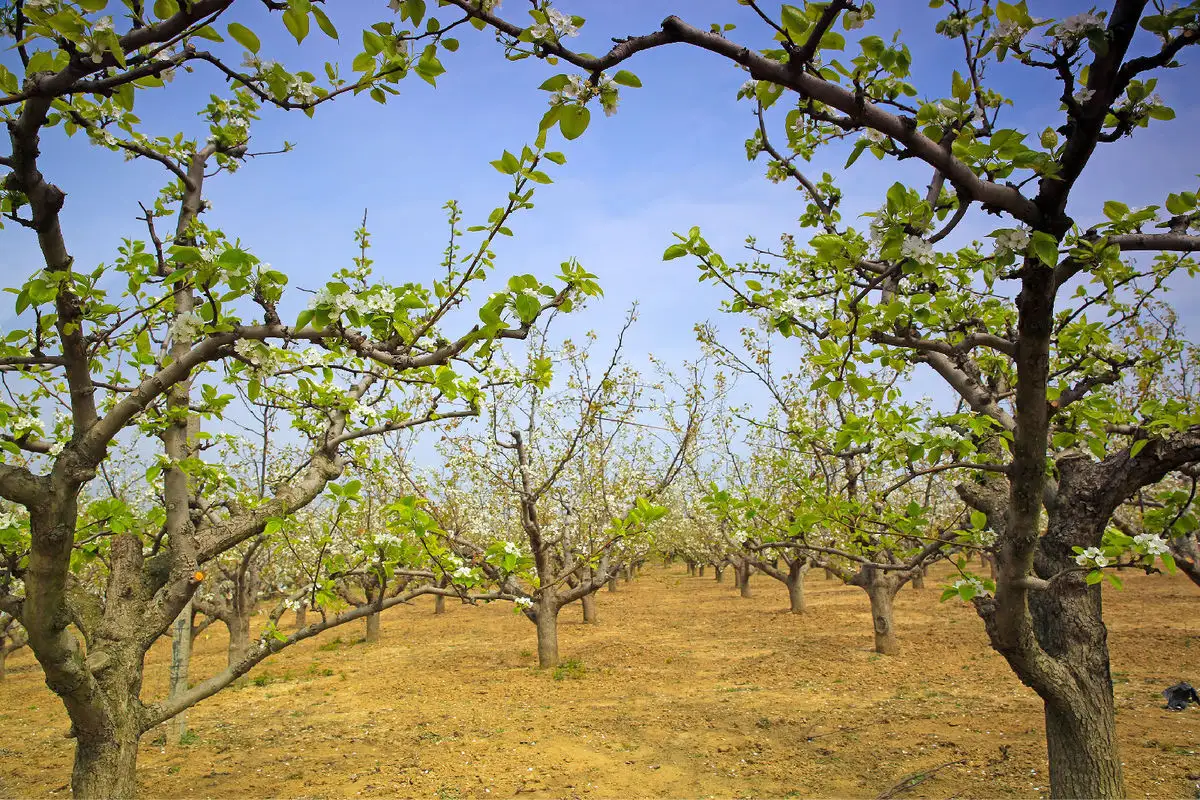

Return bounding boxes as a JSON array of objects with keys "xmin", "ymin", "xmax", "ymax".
[{"xmin": 876, "ymin": 759, "xmax": 966, "ymax": 799}]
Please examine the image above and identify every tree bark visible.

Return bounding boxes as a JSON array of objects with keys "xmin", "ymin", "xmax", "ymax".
[
  {"xmin": 581, "ymin": 593, "xmax": 597, "ymax": 624},
  {"xmin": 607, "ymin": 576, "xmax": 618, "ymax": 592},
  {"xmin": 786, "ymin": 562, "xmax": 808, "ymax": 613},
  {"xmin": 227, "ymin": 613, "xmax": 251, "ymax": 666},
  {"xmin": 0, "ymin": 648, "xmax": 7, "ymax": 681},
  {"xmin": 912, "ymin": 568, "xmax": 925, "ymax": 590},
  {"xmin": 434, "ymin": 594, "xmax": 446, "ymax": 615},
  {"xmin": 168, "ymin": 600, "xmax": 192, "ymax": 744},
  {"xmin": 739, "ymin": 562, "xmax": 753, "ymax": 598},
  {"xmin": 535, "ymin": 600, "xmax": 559, "ymax": 668},
  {"xmin": 714, "ymin": 565, "xmax": 724, "ymax": 583},
  {"xmin": 72, "ymin": 723, "xmax": 140, "ymax": 800},
  {"xmin": 364, "ymin": 611, "xmax": 381, "ymax": 644},
  {"xmin": 294, "ymin": 604, "xmax": 307, "ymax": 628},
  {"xmin": 686, "ymin": 561, "xmax": 695, "ymax": 576},
  {"xmin": 698, "ymin": 564, "xmax": 705, "ymax": 577},
  {"xmin": 824, "ymin": 567, "xmax": 834, "ymax": 580},
  {"xmin": 866, "ymin": 583, "xmax": 899, "ymax": 655}
]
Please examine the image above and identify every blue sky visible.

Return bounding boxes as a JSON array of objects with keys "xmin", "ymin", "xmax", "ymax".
[{"xmin": 2, "ymin": 1, "xmax": 1198, "ymax": 458}]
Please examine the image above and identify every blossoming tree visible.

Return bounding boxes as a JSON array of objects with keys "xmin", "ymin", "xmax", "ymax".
[
  {"xmin": 426, "ymin": 1, "xmax": 1200, "ymax": 794},
  {"xmin": 0, "ymin": 2, "xmax": 601, "ymax": 795}
]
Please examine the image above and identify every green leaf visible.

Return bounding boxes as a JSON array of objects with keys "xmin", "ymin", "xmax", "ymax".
[
  {"xmin": 1030, "ymin": 231, "xmax": 1059, "ymax": 266},
  {"xmin": 1129, "ymin": 439, "xmax": 1147, "ymax": 457},
  {"xmin": 971, "ymin": 510, "xmax": 988, "ymax": 530},
  {"xmin": 559, "ymin": 105, "xmax": 590, "ymax": 140},
  {"xmin": 663, "ymin": 244, "xmax": 689, "ymax": 261},
  {"xmin": 612, "ymin": 70, "xmax": 642, "ymax": 88},
  {"xmin": 490, "ymin": 150, "xmax": 520, "ymax": 175},
  {"xmin": 311, "ymin": 6, "xmax": 338, "ymax": 40},
  {"xmin": 153, "ymin": 0, "xmax": 179, "ymax": 19},
  {"xmin": 227, "ymin": 22, "xmax": 261, "ymax": 54},
  {"xmin": 283, "ymin": 6, "xmax": 310, "ymax": 44}
]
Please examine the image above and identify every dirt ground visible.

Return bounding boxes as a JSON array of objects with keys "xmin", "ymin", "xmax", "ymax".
[{"xmin": 1, "ymin": 562, "xmax": 1197, "ymax": 799}]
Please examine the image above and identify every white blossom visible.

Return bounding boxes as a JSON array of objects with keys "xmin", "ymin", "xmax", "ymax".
[
  {"xmin": 1073, "ymin": 88, "xmax": 1095, "ymax": 105},
  {"xmin": 1133, "ymin": 532, "xmax": 1169, "ymax": 556},
  {"xmin": 513, "ymin": 596, "xmax": 533, "ymax": 609},
  {"xmin": 93, "ymin": 16, "xmax": 114, "ymax": 32},
  {"xmin": 530, "ymin": 7, "xmax": 579, "ymax": 40},
  {"xmin": 900, "ymin": 235, "xmax": 935, "ymax": 265},
  {"xmin": 1074, "ymin": 546, "xmax": 1109, "ymax": 567},
  {"xmin": 843, "ymin": 11, "xmax": 864, "ymax": 30},
  {"xmin": 169, "ymin": 310, "xmax": 204, "ymax": 343},
  {"xmin": 1055, "ymin": 12, "xmax": 1103, "ymax": 41},
  {"xmin": 994, "ymin": 226, "xmax": 1031, "ymax": 255}
]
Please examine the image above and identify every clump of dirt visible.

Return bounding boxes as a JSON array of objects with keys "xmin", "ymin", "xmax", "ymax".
[{"xmin": 0, "ymin": 562, "xmax": 1196, "ymax": 798}]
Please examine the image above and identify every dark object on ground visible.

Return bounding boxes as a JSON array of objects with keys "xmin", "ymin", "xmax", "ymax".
[{"xmin": 1162, "ymin": 682, "xmax": 1200, "ymax": 711}]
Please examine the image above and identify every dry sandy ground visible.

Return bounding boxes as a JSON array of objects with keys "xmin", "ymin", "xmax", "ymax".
[{"xmin": 0, "ymin": 562, "xmax": 1197, "ymax": 799}]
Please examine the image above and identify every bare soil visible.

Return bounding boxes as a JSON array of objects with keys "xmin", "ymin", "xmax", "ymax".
[{"xmin": 1, "ymin": 562, "xmax": 1197, "ymax": 799}]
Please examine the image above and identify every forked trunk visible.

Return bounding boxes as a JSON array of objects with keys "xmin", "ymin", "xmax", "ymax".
[
  {"xmin": 535, "ymin": 600, "xmax": 560, "ymax": 668},
  {"xmin": 73, "ymin": 725, "xmax": 141, "ymax": 800},
  {"xmin": 364, "ymin": 611, "xmax": 381, "ymax": 644},
  {"xmin": 581, "ymin": 593, "xmax": 597, "ymax": 624}
]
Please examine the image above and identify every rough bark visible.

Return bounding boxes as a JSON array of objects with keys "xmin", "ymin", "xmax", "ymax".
[
  {"xmin": 698, "ymin": 564, "xmax": 705, "ymax": 577},
  {"xmin": 911, "ymin": 568, "xmax": 925, "ymax": 590},
  {"xmin": 364, "ymin": 612, "xmax": 381, "ymax": 644},
  {"xmin": 535, "ymin": 599, "xmax": 560, "ymax": 668},
  {"xmin": 226, "ymin": 612, "xmax": 251, "ymax": 665},
  {"xmin": 581, "ymin": 593, "xmax": 597, "ymax": 624},
  {"xmin": 866, "ymin": 580, "xmax": 899, "ymax": 655},
  {"xmin": 786, "ymin": 564, "xmax": 808, "ymax": 613},
  {"xmin": 739, "ymin": 562, "xmax": 753, "ymax": 598},
  {"xmin": 714, "ymin": 565, "xmax": 724, "ymax": 583},
  {"xmin": 168, "ymin": 600, "xmax": 192, "ymax": 744},
  {"xmin": 294, "ymin": 604, "xmax": 307, "ymax": 628},
  {"xmin": 607, "ymin": 577, "xmax": 618, "ymax": 592},
  {"xmin": 434, "ymin": 594, "xmax": 446, "ymax": 615},
  {"xmin": 72, "ymin": 722, "xmax": 140, "ymax": 800}
]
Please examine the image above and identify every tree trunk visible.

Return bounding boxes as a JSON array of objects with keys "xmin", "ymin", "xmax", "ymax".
[
  {"xmin": 624, "ymin": 565, "xmax": 633, "ymax": 583},
  {"xmin": 364, "ymin": 611, "xmax": 380, "ymax": 644},
  {"xmin": 535, "ymin": 600, "xmax": 559, "ymax": 668},
  {"xmin": 581, "ymin": 593, "xmax": 597, "ymax": 624},
  {"xmin": 912, "ymin": 568, "xmax": 925, "ymax": 590},
  {"xmin": 168, "ymin": 599, "xmax": 193, "ymax": 744},
  {"xmin": 714, "ymin": 565, "xmax": 724, "ymax": 583},
  {"xmin": 824, "ymin": 567, "xmax": 834, "ymax": 580},
  {"xmin": 607, "ymin": 576, "xmax": 618, "ymax": 592},
  {"xmin": 686, "ymin": 561, "xmax": 695, "ymax": 576},
  {"xmin": 865, "ymin": 579, "xmax": 900, "ymax": 655},
  {"xmin": 434, "ymin": 594, "xmax": 446, "ymax": 615},
  {"xmin": 786, "ymin": 563, "xmax": 808, "ymax": 613},
  {"xmin": 739, "ymin": 563, "xmax": 753, "ymax": 598},
  {"xmin": 294, "ymin": 604, "xmax": 307, "ymax": 628},
  {"xmin": 1026, "ymin": 539, "xmax": 1125, "ymax": 798},
  {"xmin": 227, "ymin": 613, "xmax": 251, "ymax": 667},
  {"xmin": 698, "ymin": 564, "xmax": 706, "ymax": 577},
  {"xmin": 0, "ymin": 648, "xmax": 7, "ymax": 681},
  {"xmin": 72, "ymin": 723, "xmax": 140, "ymax": 799}
]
